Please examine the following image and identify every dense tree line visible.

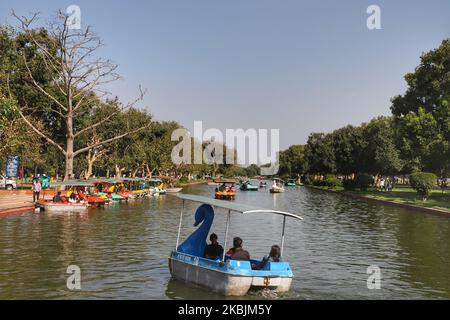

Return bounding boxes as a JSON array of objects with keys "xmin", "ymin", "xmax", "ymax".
[{"xmin": 279, "ymin": 39, "xmax": 449, "ymax": 184}]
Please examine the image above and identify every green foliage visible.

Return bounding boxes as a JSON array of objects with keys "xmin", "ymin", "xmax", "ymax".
[
  {"xmin": 323, "ymin": 175, "xmax": 342, "ymax": 188},
  {"xmin": 391, "ymin": 39, "xmax": 450, "ymax": 178},
  {"xmin": 342, "ymin": 178, "xmax": 357, "ymax": 191},
  {"xmin": 409, "ymin": 171, "xmax": 438, "ymax": 200},
  {"xmin": 279, "ymin": 145, "xmax": 305, "ymax": 176},
  {"xmin": 304, "ymin": 133, "xmax": 336, "ymax": 175},
  {"xmin": 354, "ymin": 173, "xmax": 373, "ymax": 191},
  {"xmin": 343, "ymin": 174, "xmax": 373, "ymax": 191}
]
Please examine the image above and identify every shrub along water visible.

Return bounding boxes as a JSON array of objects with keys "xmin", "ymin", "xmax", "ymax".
[{"xmin": 409, "ymin": 172, "xmax": 438, "ymax": 201}]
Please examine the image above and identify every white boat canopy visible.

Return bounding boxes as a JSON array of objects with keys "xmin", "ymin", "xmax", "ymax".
[
  {"xmin": 176, "ymin": 193, "xmax": 303, "ymax": 220},
  {"xmin": 49, "ymin": 181, "xmax": 95, "ymax": 187}
]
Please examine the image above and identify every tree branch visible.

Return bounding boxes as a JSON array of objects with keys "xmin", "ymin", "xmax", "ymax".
[
  {"xmin": 17, "ymin": 108, "xmax": 66, "ymax": 155},
  {"xmin": 73, "ymin": 124, "xmax": 150, "ymax": 156}
]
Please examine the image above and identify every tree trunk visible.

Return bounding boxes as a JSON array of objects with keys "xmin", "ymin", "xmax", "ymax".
[
  {"xmin": 115, "ymin": 164, "xmax": 124, "ymax": 178},
  {"xmin": 65, "ymin": 149, "xmax": 74, "ymax": 180},
  {"xmin": 64, "ymin": 103, "xmax": 74, "ymax": 180},
  {"xmin": 85, "ymin": 150, "xmax": 95, "ymax": 180}
]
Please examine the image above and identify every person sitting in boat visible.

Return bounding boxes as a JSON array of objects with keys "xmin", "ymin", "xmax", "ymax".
[
  {"xmin": 252, "ymin": 245, "xmax": 282, "ymax": 270},
  {"xmin": 218, "ymin": 183, "xmax": 226, "ymax": 191},
  {"xmin": 53, "ymin": 191, "xmax": 63, "ymax": 203},
  {"xmin": 204, "ymin": 233, "xmax": 224, "ymax": 260},
  {"xmin": 226, "ymin": 237, "xmax": 250, "ymax": 261}
]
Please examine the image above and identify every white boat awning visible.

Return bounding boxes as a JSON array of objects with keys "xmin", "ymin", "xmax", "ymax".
[{"xmin": 176, "ymin": 193, "xmax": 303, "ymax": 220}]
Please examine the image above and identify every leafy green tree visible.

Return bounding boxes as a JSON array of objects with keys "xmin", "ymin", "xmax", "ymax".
[
  {"xmin": 279, "ymin": 145, "xmax": 305, "ymax": 177},
  {"xmin": 304, "ymin": 133, "xmax": 335, "ymax": 175},
  {"xmin": 391, "ymin": 38, "xmax": 450, "ymax": 178},
  {"xmin": 331, "ymin": 125, "xmax": 365, "ymax": 176},
  {"xmin": 359, "ymin": 117, "xmax": 403, "ymax": 176}
]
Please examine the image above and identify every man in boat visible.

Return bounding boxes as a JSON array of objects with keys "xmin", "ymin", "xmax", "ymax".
[
  {"xmin": 227, "ymin": 237, "xmax": 250, "ymax": 261},
  {"xmin": 204, "ymin": 233, "xmax": 224, "ymax": 260},
  {"xmin": 52, "ymin": 191, "xmax": 63, "ymax": 203}
]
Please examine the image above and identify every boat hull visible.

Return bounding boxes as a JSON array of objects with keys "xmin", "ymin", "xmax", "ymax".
[
  {"xmin": 168, "ymin": 252, "xmax": 293, "ymax": 296},
  {"xmin": 270, "ymin": 188, "xmax": 285, "ymax": 193},
  {"xmin": 40, "ymin": 202, "xmax": 88, "ymax": 212},
  {"xmin": 165, "ymin": 188, "xmax": 183, "ymax": 193}
]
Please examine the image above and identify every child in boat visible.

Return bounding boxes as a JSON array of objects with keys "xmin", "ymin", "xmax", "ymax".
[
  {"xmin": 204, "ymin": 233, "xmax": 224, "ymax": 260},
  {"xmin": 252, "ymin": 245, "xmax": 283, "ymax": 270}
]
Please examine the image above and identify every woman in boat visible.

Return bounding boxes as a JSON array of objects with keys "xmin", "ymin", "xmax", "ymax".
[{"xmin": 204, "ymin": 233, "xmax": 224, "ymax": 260}]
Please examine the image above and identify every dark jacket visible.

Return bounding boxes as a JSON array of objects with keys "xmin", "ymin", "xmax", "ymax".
[
  {"xmin": 204, "ymin": 243, "xmax": 224, "ymax": 259},
  {"xmin": 230, "ymin": 248, "xmax": 250, "ymax": 261}
]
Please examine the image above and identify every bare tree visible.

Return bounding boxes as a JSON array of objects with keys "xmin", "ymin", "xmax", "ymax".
[{"xmin": 12, "ymin": 11, "xmax": 150, "ymax": 180}]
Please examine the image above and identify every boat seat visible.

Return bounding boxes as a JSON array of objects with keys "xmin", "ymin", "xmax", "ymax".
[
  {"xmin": 227, "ymin": 259, "xmax": 252, "ymax": 270},
  {"xmin": 262, "ymin": 261, "xmax": 291, "ymax": 271}
]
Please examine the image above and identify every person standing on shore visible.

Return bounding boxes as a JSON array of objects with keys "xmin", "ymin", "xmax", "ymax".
[{"xmin": 32, "ymin": 179, "xmax": 41, "ymax": 202}]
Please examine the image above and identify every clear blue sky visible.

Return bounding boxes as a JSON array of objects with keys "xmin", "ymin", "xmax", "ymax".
[{"xmin": 1, "ymin": 0, "xmax": 449, "ymax": 149}]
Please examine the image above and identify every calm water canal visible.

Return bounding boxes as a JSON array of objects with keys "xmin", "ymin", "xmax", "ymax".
[{"xmin": 0, "ymin": 184, "xmax": 449, "ymax": 299}]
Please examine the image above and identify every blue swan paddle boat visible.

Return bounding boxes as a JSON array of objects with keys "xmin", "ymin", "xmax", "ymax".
[{"xmin": 168, "ymin": 194, "xmax": 303, "ymax": 296}]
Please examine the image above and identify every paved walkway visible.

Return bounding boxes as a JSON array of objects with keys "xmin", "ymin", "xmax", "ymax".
[{"xmin": 0, "ymin": 191, "xmax": 36, "ymax": 214}]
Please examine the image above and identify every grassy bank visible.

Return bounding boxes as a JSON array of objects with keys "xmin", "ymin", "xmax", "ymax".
[{"xmin": 309, "ymin": 185, "xmax": 450, "ymax": 212}]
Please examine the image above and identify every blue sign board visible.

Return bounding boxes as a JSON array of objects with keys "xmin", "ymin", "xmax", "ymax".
[{"xmin": 6, "ymin": 155, "xmax": 19, "ymax": 178}]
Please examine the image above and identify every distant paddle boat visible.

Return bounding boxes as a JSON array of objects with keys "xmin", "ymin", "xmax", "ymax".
[
  {"xmin": 270, "ymin": 179, "xmax": 285, "ymax": 193},
  {"xmin": 259, "ymin": 181, "xmax": 268, "ymax": 188},
  {"xmin": 285, "ymin": 178, "xmax": 297, "ymax": 187},
  {"xmin": 148, "ymin": 179, "xmax": 166, "ymax": 196},
  {"xmin": 169, "ymin": 194, "xmax": 303, "ymax": 296},
  {"xmin": 37, "ymin": 181, "xmax": 93, "ymax": 211},
  {"xmin": 239, "ymin": 180, "xmax": 259, "ymax": 191},
  {"xmin": 166, "ymin": 187, "xmax": 183, "ymax": 193},
  {"xmin": 214, "ymin": 181, "xmax": 236, "ymax": 200}
]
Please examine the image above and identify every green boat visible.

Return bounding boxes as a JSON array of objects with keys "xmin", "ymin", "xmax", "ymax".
[
  {"xmin": 239, "ymin": 180, "xmax": 259, "ymax": 191},
  {"xmin": 95, "ymin": 191, "xmax": 125, "ymax": 201},
  {"xmin": 285, "ymin": 178, "xmax": 297, "ymax": 186}
]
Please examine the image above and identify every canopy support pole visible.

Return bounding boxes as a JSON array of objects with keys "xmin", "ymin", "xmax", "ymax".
[
  {"xmin": 175, "ymin": 200, "xmax": 184, "ymax": 250},
  {"xmin": 222, "ymin": 209, "xmax": 231, "ymax": 262},
  {"xmin": 280, "ymin": 215, "xmax": 286, "ymax": 257}
]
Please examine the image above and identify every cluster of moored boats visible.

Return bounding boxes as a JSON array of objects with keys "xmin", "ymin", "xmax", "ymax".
[{"xmin": 36, "ymin": 178, "xmax": 183, "ymax": 212}]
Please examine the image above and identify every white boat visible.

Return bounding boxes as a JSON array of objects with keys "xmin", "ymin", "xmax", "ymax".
[
  {"xmin": 165, "ymin": 187, "xmax": 183, "ymax": 193},
  {"xmin": 39, "ymin": 201, "xmax": 89, "ymax": 212},
  {"xmin": 169, "ymin": 194, "xmax": 303, "ymax": 296},
  {"xmin": 270, "ymin": 179, "xmax": 285, "ymax": 193}
]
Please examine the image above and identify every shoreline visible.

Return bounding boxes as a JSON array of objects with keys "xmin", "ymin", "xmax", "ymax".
[{"xmin": 306, "ymin": 185, "xmax": 450, "ymax": 218}]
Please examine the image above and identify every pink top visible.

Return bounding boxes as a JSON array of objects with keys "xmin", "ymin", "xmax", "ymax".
[{"xmin": 33, "ymin": 182, "xmax": 42, "ymax": 192}]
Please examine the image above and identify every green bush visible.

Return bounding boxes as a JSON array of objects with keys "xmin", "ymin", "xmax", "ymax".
[
  {"xmin": 410, "ymin": 172, "xmax": 437, "ymax": 200},
  {"xmin": 354, "ymin": 173, "xmax": 373, "ymax": 191},
  {"xmin": 324, "ymin": 175, "xmax": 342, "ymax": 188}
]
